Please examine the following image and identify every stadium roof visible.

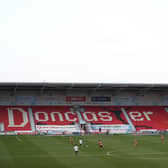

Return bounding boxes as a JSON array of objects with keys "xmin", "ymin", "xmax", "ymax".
[{"xmin": 0, "ymin": 82, "xmax": 168, "ymax": 92}]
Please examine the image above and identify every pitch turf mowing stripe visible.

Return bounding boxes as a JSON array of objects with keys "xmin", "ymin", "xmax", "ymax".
[
  {"xmin": 82, "ymin": 134, "xmax": 168, "ymax": 168},
  {"xmin": 0, "ymin": 135, "xmax": 67, "ymax": 168},
  {"xmin": 0, "ymin": 136, "xmax": 15, "ymax": 168},
  {"xmin": 1, "ymin": 134, "xmax": 168, "ymax": 168},
  {"xmin": 27, "ymin": 135, "xmax": 74, "ymax": 154},
  {"xmin": 27, "ymin": 135, "xmax": 119, "ymax": 168},
  {"xmin": 19, "ymin": 135, "xmax": 67, "ymax": 168},
  {"xmin": 112, "ymin": 135, "xmax": 168, "ymax": 168},
  {"xmin": 0, "ymin": 152, "xmax": 168, "ymax": 159},
  {"xmin": 85, "ymin": 135, "xmax": 164, "ymax": 168}
]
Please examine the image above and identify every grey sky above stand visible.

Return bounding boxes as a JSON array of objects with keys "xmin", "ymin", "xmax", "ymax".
[{"xmin": 0, "ymin": 0, "xmax": 168, "ymax": 84}]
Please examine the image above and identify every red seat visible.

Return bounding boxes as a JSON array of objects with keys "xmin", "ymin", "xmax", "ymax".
[
  {"xmin": 80, "ymin": 106, "xmax": 128, "ymax": 125},
  {"xmin": 125, "ymin": 106, "xmax": 168, "ymax": 131},
  {"xmin": 32, "ymin": 106, "xmax": 79, "ymax": 125},
  {"xmin": 0, "ymin": 106, "xmax": 32, "ymax": 131}
]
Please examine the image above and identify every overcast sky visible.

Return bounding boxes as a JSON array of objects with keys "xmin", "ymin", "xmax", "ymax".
[{"xmin": 0, "ymin": 0, "xmax": 168, "ymax": 84}]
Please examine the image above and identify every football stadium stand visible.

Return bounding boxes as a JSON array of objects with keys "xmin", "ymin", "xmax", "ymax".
[
  {"xmin": 0, "ymin": 105, "xmax": 168, "ymax": 134},
  {"xmin": 0, "ymin": 83, "xmax": 168, "ymax": 135}
]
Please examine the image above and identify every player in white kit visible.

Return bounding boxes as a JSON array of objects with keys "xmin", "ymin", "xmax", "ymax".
[
  {"xmin": 73, "ymin": 144, "xmax": 79, "ymax": 155},
  {"xmin": 79, "ymin": 139, "xmax": 83, "ymax": 146}
]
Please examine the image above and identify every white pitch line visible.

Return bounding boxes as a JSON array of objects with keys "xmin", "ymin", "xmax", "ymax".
[
  {"xmin": 127, "ymin": 152, "xmax": 168, "ymax": 155},
  {"xmin": 106, "ymin": 151, "xmax": 168, "ymax": 156},
  {"xmin": 16, "ymin": 136, "xmax": 22, "ymax": 142}
]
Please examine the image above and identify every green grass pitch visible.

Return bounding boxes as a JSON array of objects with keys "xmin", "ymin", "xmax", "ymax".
[{"xmin": 0, "ymin": 134, "xmax": 168, "ymax": 168}]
